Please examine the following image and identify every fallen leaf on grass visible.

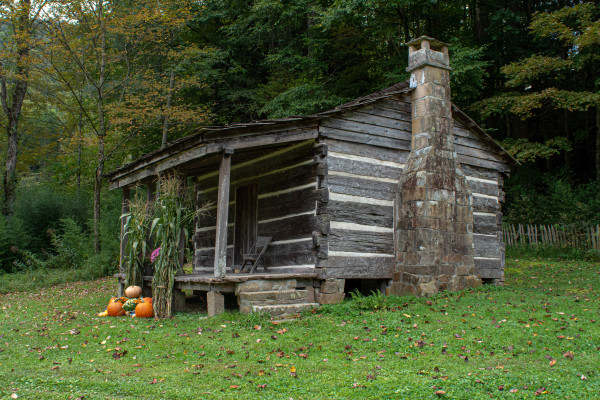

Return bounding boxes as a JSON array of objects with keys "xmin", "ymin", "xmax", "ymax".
[
  {"xmin": 563, "ymin": 351, "xmax": 574, "ymax": 360},
  {"xmin": 534, "ymin": 387, "xmax": 547, "ymax": 395},
  {"xmin": 435, "ymin": 390, "xmax": 446, "ymax": 396},
  {"xmin": 112, "ymin": 350, "xmax": 127, "ymax": 360},
  {"xmin": 549, "ymin": 359, "xmax": 556, "ymax": 366}
]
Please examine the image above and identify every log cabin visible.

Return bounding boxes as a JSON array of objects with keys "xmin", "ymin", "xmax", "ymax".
[{"xmin": 106, "ymin": 37, "xmax": 516, "ymax": 316}]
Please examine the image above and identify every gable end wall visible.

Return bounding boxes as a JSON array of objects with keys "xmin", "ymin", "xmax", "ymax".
[{"xmin": 318, "ymin": 95, "xmax": 508, "ymax": 282}]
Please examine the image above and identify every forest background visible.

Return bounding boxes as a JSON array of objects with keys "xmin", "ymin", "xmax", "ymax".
[{"xmin": 0, "ymin": 0, "xmax": 599, "ymax": 276}]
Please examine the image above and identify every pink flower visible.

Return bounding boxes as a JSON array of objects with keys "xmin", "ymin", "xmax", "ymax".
[{"xmin": 150, "ymin": 247, "xmax": 161, "ymax": 263}]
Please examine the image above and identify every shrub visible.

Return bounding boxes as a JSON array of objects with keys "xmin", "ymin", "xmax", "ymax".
[
  {"xmin": 349, "ymin": 289, "xmax": 388, "ymax": 311},
  {"xmin": 506, "ymin": 245, "xmax": 600, "ymax": 262},
  {"xmin": 11, "ymin": 183, "xmax": 90, "ymax": 253},
  {"xmin": 504, "ymin": 172, "xmax": 600, "ymax": 225},
  {"xmin": 84, "ymin": 250, "xmax": 119, "ymax": 280},
  {"xmin": 0, "ymin": 215, "xmax": 29, "ymax": 273}
]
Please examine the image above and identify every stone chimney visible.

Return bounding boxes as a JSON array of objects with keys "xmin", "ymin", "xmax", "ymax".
[{"xmin": 389, "ymin": 36, "xmax": 481, "ymax": 297}]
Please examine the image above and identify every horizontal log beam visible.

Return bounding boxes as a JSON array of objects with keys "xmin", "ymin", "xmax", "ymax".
[{"xmin": 110, "ymin": 128, "xmax": 318, "ymax": 189}]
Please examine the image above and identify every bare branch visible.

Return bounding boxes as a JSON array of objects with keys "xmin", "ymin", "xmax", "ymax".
[{"xmin": 47, "ymin": 53, "xmax": 100, "ymax": 137}]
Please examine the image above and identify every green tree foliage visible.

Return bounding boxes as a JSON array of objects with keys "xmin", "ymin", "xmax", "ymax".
[{"xmin": 472, "ymin": 3, "xmax": 600, "ymax": 178}]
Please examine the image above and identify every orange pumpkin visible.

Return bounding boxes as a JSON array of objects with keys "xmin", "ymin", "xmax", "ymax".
[
  {"xmin": 143, "ymin": 297, "xmax": 152, "ymax": 304},
  {"xmin": 135, "ymin": 300, "xmax": 153, "ymax": 318},
  {"xmin": 107, "ymin": 301, "xmax": 125, "ymax": 317}
]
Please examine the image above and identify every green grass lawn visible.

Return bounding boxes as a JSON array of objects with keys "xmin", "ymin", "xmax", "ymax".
[{"xmin": 1, "ymin": 258, "xmax": 599, "ymax": 399}]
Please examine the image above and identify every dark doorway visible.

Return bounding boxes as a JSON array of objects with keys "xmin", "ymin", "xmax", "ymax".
[{"xmin": 234, "ymin": 184, "xmax": 258, "ymax": 266}]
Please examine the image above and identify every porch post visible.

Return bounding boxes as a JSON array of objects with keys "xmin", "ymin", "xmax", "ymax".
[
  {"xmin": 214, "ymin": 149, "xmax": 233, "ymax": 278},
  {"xmin": 119, "ymin": 186, "xmax": 130, "ymax": 274},
  {"xmin": 146, "ymin": 179, "xmax": 157, "ymax": 202},
  {"xmin": 178, "ymin": 175, "xmax": 188, "ymax": 275}
]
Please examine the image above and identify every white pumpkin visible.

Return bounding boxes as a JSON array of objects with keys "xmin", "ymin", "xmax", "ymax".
[{"xmin": 124, "ymin": 285, "xmax": 142, "ymax": 298}]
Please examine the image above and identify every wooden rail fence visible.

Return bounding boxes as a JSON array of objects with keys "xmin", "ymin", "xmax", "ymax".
[{"xmin": 502, "ymin": 224, "xmax": 600, "ymax": 250}]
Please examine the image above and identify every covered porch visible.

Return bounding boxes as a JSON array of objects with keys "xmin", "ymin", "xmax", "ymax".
[{"xmin": 107, "ymin": 119, "xmax": 324, "ymax": 316}]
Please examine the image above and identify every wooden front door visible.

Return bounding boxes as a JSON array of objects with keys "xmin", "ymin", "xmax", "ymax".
[{"xmin": 234, "ymin": 184, "xmax": 258, "ymax": 266}]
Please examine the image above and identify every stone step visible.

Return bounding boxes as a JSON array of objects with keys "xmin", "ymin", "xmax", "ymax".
[
  {"xmin": 235, "ymin": 279, "xmax": 297, "ymax": 295},
  {"xmin": 239, "ymin": 289, "xmax": 308, "ymax": 304},
  {"xmin": 251, "ymin": 303, "xmax": 319, "ymax": 317}
]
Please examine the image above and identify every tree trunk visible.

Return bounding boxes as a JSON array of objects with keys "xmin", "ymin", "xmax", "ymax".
[
  {"xmin": 93, "ymin": 0, "xmax": 107, "ymax": 254},
  {"xmin": 0, "ymin": 0, "xmax": 32, "ymax": 215},
  {"xmin": 77, "ymin": 111, "xmax": 82, "ymax": 194},
  {"xmin": 3, "ymin": 123, "xmax": 19, "ymax": 214},
  {"xmin": 474, "ymin": 0, "xmax": 489, "ymax": 44},
  {"xmin": 161, "ymin": 70, "xmax": 175, "ymax": 148},
  {"xmin": 94, "ymin": 139, "xmax": 104, "ymax": 253}
]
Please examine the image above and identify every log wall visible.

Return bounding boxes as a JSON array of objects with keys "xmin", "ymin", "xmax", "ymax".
[
  {"xmin": 319, "ymin": 95, "xmax": 509, "ymax": 282},
  {"xmin": 193, "ymin": 140, "xmax": 319, "ymax": 273}
]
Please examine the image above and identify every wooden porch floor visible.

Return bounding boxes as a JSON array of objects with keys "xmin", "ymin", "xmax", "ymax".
[{"xmin": 115, "ymin": 270, "xmax": 319, "ymax": 293}]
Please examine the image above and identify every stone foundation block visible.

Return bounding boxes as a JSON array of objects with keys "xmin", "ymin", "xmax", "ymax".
[
  {"xmin": 315, "ymin": 291, "xmax": 345, "ymax": 305},
  {"xmin": 306, "ymin": 286, "xmax": 315, "ymax": 303},
  {"xmin": 417, "ymin": 280, "xmax": 438, "ymax": 297},
  {"xmin": 465, "ymin": 275, "xmax": 482, "ymax": 288},
  {"xmin": 387, "ymin": 282, "xmax": 417, "ymax": 296},
  {"xmin": 320, "ymin": 279, "xmax": 345, "ymax": 294},
  {"xmin": 239, "ymin": 304, "xmax": 252, "ymax": 314},
  {"xmin": 207, "ymin": 291, "xmax": 224, "ymax": 317}
]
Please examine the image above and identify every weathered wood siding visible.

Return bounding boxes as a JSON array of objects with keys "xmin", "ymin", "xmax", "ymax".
[
  {"xmin": 319, "ymin": 94, "xmax": 509, "ymax": 281},
  {"xmin": 193, "ymin": 140, "xmax": 319, "ymax": 273},
  {"xmin": 318, "ymin": 97, "xmax": 408, "ymax": 278}
]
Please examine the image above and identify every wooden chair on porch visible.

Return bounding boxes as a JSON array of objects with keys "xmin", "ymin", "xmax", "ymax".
[{"xmin": 240, "ymin": 236, "xmax": 272, "ymax": 273}]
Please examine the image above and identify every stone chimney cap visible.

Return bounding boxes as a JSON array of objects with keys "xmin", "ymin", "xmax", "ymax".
[
  {"xmin": 406, "ymin": 36, "xmax": 451, "ymax": 49},
  {"xmin": 406, "ymin": 36, "xmax": 451, "ymax": 73}
]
